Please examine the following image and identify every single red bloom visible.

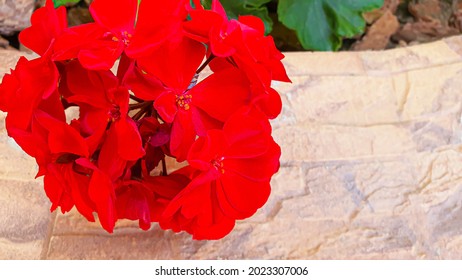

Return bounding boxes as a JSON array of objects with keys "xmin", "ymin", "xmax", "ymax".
[
  {"xmin": 19, "ymin": 0, "xmax": 68, "ymax": 56},
  {"xmin": 45, "ymin": 158, "xmax": 117, "ymax": 233},
  {"xmin": 77, "ymin": 158, "xmax": 117, "ymax": 232},
  {"xmin": 44, "ymin": 162, "xmax": 94, "ymax": 220},
  {"xmin": 184, "ymin": 0, "xmax": 241, "ymax": 57},
  {"xmin": 62, "ymin": 61, "xmax": 145, "ymax": 179},
  {"xmin": 8, "ymin": 109, "xmax": 115, "ymax": 230},
  {"xmin": 160, "ymin": 107, "xmax": 281, "ymax": 239},
  {"xmin": 0, "ymin": 55, "xmax": 61, "ymax": 132},
  {"xmin": 125, "ymin": 35, "xmax": 253, "ymax": 161},
  {"xmin": 45, "ymin": 156, "xmax": 117, "ymax": 233},
  {"xmin": 53, "ymin": 0, "xmax": 190, "ymax": 70},
  {"xmin": 115, "ymin": 172, "xmax": 190, "ymax": 230},
  {"xmin": 184, "ymin": 0, "xmax": 289, "ymax": 119}
]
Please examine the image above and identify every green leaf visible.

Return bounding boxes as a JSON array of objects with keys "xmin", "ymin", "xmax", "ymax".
[
  {"xmin": 278, "ymin": 0, "xmax": 383, "ymax": 51},
  {"xmin": 200, "ymin": 0, "xmax": 273, "ymax": 34},
  {"xmin": 53, "ymin": 0, "xmax": 80, "ymax": 7}
]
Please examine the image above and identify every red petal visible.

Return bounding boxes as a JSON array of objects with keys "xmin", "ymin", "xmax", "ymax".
[
  {"xmin": 160, "ymin": 174, "xmax": 236, "ymax": 240},
  {"xmin": 34, "ymin": 110, "xmax": 89, "ymax": 157},
  {"xmin": 154, "ymin": 91, "xmax": 177, "ymax": 123},
  {"xmin": 65, "ymin": 60, "xmax": 118, "ymax": 105},
  {"xmin": 190, "ymin": 216, "xmax": 235, "ymax": 240},
  {"xmin": 211, "ymin": 0, "xmax": 228, "ymax": 19},
  {"xmin": 0, "ymin": 69, "xmax": 20, "ymax": 112},
  {"xmin": 89, "ymin": 0, "xmax": 137, "ymax": 33},
  {"xmin": 77, "ymin": 158, "xmax": 117, "ymax": 233},
  {"xmin": 69, "ymin": 170, "xmax": 96, "ymax": 222},
  {"xmin": 126, "ymin": 18, "xmax": 181, "ymax": 58},
  {"xmin": 254, "ymin": 87, "xmax": 282, "ymax": 119},
  {"xmin": 215, "ymin": 179, "xmax": 252, "ymax": 219},
  {"xmin": 222, "ymin": 107, "xmax": 272, "ymax": 158},
  {"xmin": 170, "ymin": 110, "xmax": 196, "ymax": 162},
  {"xmin": 115, "ymin": 181, "xmax": 153, "ymax": 230},
  {"xmin": 183, "ymin": 9, "xmax": 223, "ymax": 43},
  {"xmin": 238, "ymin": 15, "xmax": 265, "ymax": 35},
  {"xmin": 192, "ymin": 68, "xmax": 251, "ymax": 122},
  {"xmin": 98, "ymin": 126, "xmax": 127, "ymax": 180},
  {"xmin": 146, "ymin": 173, "xmax": 190, "ymax": 199},
  {"xmin": 220, "ymin": 172, "xmax": 270, "ymax": 214},
  {"xmin": 7, "ymin": 126, "xmax": 50, "ymax": 169},
  {"xmin": 126, "ymin": 0, "xmax": 189, "ymax": 58},
  {"xmin": 38, "ymin": 90, "xmax": 65, "ymax": 122},
  {"xmin": 78, "ymin": 41, "xmax": 124, "ymax": 70},
  {"xmin": 19, "ymin": 0, "xmax": 67, "ymax": 56},
  {"xmin": 137, "ymin": 36, "xmax": 205, "ymax": 90},
  {"xmin": 187, "ymin": 129, "xmax": 227, "ymax": 171},
  {"xmin": 3, "ymin": 56, "xmax": 59, "ymax": 131},
  {"xmin": 53, "ymin": 23, "xmax": 105, "ymax": 62},
  {"xmin": 190, "ymin": 106, "xmax": 223, "ymax": 137},
  {"xmin": 114, "ymin": 118, "xmax": 145, "ymax": 161},
  {"xmin": 225, "ymin": 142, "xmax": 281, "ymax": 182},
  {"xmin": 209, "ymin": 19, "xmax": 243, "ymax": 58},
  {"xmin": 123, "ymin": 63, "xmax": 166, "ymax": 101},
  {"xmin": 44, "ymin": 164, "xmax": 72, "ymax": 212}
]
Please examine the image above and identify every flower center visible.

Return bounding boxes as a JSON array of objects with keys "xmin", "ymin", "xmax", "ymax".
[
  {"xmin": 109, "ymin": 104, "xmax": 121, "ymax": 121},
  {"xmin": 211, "ymin": 157, "xmax": 225, "ymax": 174},
  {"xmin": 112, "ymin": 31, "xmax": 133, "ymax": 46},
  {"xmin": 176, "ymin": 93, "xmax": 192, "ymax": 110}
]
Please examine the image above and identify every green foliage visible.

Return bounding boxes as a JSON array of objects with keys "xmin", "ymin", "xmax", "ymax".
[
  {"xmin": 53, "ymin": 0, "xmax": 80, "ymax": 7},
  {"xmin": 201, "ymin": 0, "xmax": 273, "ymax": 34},
  {"xmin": 200, "ymin": 0, "xmax": 383, "ymax": 51},
  {"xmin": 278, "ymin": 0, "xmax": 383, "ymax": 51}
]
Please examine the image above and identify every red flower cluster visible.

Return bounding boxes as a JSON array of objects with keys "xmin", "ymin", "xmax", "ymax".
[{"xmin": 0, "ymin": 0, "xmax": 290, "ymax": 239}]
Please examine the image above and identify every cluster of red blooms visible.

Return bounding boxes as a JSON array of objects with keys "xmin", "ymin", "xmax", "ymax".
[{"xmin": 0, "ymin": 0, "xmax": 290, "ymax": 239}]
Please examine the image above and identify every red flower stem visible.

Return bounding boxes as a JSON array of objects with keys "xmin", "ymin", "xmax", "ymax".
[{"xmin": 196, "ymin": 54, "xmax": 215, "ymax": 74}]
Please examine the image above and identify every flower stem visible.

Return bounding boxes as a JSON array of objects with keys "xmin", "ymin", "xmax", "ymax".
[
  {"xmin": 196, "ymin": 54, "xmax": 215, "ymax": 74},
  {"xmin": 161, "ymin": 157, "xmax": 168, "ymax": 176},
  {"xmin": 131, "ymin": 101, "xmax": 153, "ymax": 121},
  {"xmin": 129, "ymin": 101, "xmax": 150, "ymax": 110},
  {"xmin": 129, "ymin": 94, "xmax": 144, "ymax": 103}
]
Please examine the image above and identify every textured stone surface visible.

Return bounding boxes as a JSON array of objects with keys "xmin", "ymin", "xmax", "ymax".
[
  {"xmin": 0, "ymin": 0, "xmax": 34, "ymax": 35},
  {"xmin": 0, "ymin": 178, "xmax": 53, "ymax": 259},
  {"xmin": 3, "ymin": 37, "xmax": 462, "ymax": 259}
]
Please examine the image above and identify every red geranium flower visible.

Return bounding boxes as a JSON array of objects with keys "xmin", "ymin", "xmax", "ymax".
[
  {"xmin": 125, "ymin": 35, "xmax": 253, "ymax": 161},
  {"xmin": 53, "ymin": 0, "xmax": 189, "ymax": 70},
  {"xmin": 62, "ymin": 61, "xmax": 145, "ymax": 180},
  {"xmin": 115, "ymin": 170, "xmax": 190, "ymax": 230},
  {"xmin": 0, "ymin": 0, "xmax": 289, "ymax": 239},
  {"xmin": 19, "ymin": 0, "xmax": 68, "ymax": 56},
  {"xmin": 0, "ymin": 55, "xmax": 61, "ymax": 132},
  {"xmin": 160, "ymin": 107, "xmax": 281, "ymax": 239},
  {"xmin": 184, "ymin": 0, "xmax": 290, "ymax": 119}
]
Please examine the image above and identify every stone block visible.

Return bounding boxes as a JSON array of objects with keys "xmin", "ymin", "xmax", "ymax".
[{"xmin": 0, "ymin": 0, "xmax": 34, "ymax": 35}]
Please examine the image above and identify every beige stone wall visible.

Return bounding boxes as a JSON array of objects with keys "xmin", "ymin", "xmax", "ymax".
[
  {"xmin": 0, "ymin": 0, "xmax": 34, "ymax": 35},
  {"xmin": 2, "ymin": 37, "xmax": 462, "ymax": 259}
]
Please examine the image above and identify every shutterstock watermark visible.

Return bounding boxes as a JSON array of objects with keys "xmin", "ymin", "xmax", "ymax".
[{"xmin": 155, "ymin": 266, "xmax": 239, "ymax": 276}]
